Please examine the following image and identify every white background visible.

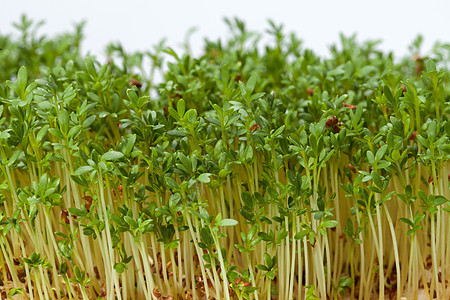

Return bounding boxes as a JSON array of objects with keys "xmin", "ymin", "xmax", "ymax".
[{"xmin": 1, "ymin": 0, "xmax": 449, "ymax": 60}]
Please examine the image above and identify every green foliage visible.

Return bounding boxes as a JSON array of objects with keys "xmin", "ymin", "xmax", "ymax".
[{"xmin": 0, "ymin": 14, "xmax": 449, "ymax": 300}]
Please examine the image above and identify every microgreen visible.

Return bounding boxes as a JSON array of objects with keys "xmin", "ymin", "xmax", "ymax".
[{"xmin": 0, "ymin": 15, "xmax": 449, "ymax": 300}]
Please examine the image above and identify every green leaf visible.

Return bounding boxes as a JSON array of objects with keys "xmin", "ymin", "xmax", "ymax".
[
  {"xmin": 3, "ymin": 223, "xmax": 13, "ymax": 236},
  {"xmin": 82, "ymin": 115, "xmax": 96, "ymax": 128},
  {"xmin": 73, "ymin": 166, "xmax": 94, "ymax": 176},
  {"xmin": 185, "ymin": 109, "xmax": 197, "ymax": 124},
  {"xmin": 125, "ymin": 134, "xmax": 136, "ymax": 155},
  {"xmin": 413, "ymin": 213, "xmax": 425, "ymax": 224},
  {"xmin": 275, "ymin": 230, "xmax": 289, "ymax": 244},
  {"xmin": 17, "ymin": 66, "xmax": 28, "ymax": 92},
  {"xmin": 22, "ymin": 257, "xmax": 33, "ymax": 265},
  {"xmin": 426, "ymin": 59, "xmax": 436, "ymax": 72},
  {"xmin": 168, "ymin": 107, "xmax": 181, "ymax": 121},
  {"xmin": 217, "ymin": 218, "xmax": 238, "ymax": 227},
  {"xmin": 200, "ymin": 227, "xmax": 213, "ymax": 246},
  {"xmin": 124, "ymin": 216, "xmax": 137, "ymax": 228},
  {"xmin": 235, "ymin": 244, "xmax": 247, "ymax": 253},
  {"xmin": 377, "ymin": 161, "xmax": 391, "ymax": 169},
  {"xmin": 102, "ymin": 151, "xmax": 124, "ymax": 161},
  {"xmin": 163, "ymin": 47, "xmax": 180, "ymax": 61},
  {"xmin": 68, "ymin": 125, "xmax": 82, "ymax": 139},
  {"xmin": 177, "ymin": 98, "xmax": 185, "ymax": 117},
  {"xmin": 114, "ymin": 262, "xmax": 126, "ymax": 273},
  {"xmin": 383, "ymin": 85, "xmax": 393, "ymax": 102},
  {"xmin": 167, "ymin": 129, "xmax": 186, "ymax": 137},
  {"xmin": 165, "ymin": 177, "xmax": 178, "ymax": 189},
  {"xmin": 256, "ymin": 264, "xmax": 268, "ymax": 271},
  {"xmin": 111, "ymin": 214, "xmax": 126, "ymax": 226},
  {"xmin": 68, "ymin": 207, "xmax": 87, "ymax": 217},
  {"xmin": 294, "ymin": 230, "xmax": 309, "ymax": 240},
  {"xmin": 366, "ymin": 150, "xmax": 375, "ymax": 165},
  {"xmin": 417, "ymin": 190, "xmax": 427, "ymax": 203},
  {"xmin": 85, "ymin": 57, "xmax": 97, "ymax": 78},
  {"xmin": 416, "ymin": 134, "xmax": 429, "ymax": 148},
  {"xmin": 36, "ymin": 125, "xmax": 49, "ymax": 142},
  {"xmin": 371, "ymin": 171, "xmax": 382, "ymax": 189},
  {"xmin": 434, "ymin": 196, "xmax": 447, "ymax": 206},
  {"xmin": 58, "ymin": 110, "xmax": 70, "ymax": 135},
  {"xmin": 400, "ymin": 218, "xmax": 413, "ymax": 227},
  {"xmin": 321, "ymin": 220, "xmax": 338, "ymax": 228},
  {"xmin": 197, "ymin": 173, "xmax": 211, "ymax": 183},
  {"xmin": 126, "ymin": 89, "xmax": 138, "ymax": 103},
  {"xmin": 427, "ymin": 120, "xmax": 437, "ymax": 142},
  {"xmin": 6, "ymin": 81, "xmax": 19, "ymax": 96},
  {"xmin": 8, "ymin": 149, "xmax": 21, "ymax": 166},
  {"xmin": 391, "ymin": 150, "xmax": 400, "ymax": 161},
  {"xmin": 375, "ymin": 144, "xmax": 388, "ymax": 163},
  {"xmin": 246, "ymin": 72, "xmax": 258, "ymax": 94},
  {"xmin": 263, "ymin": 253, "xmax": 272, "ymax": 268},
  {"xmin": 0, "ymin": 130, "xmax": 10, "ymax": 139},
  {"xmin": 8, "ymin": 288, "xmax": 23, "ymax": 297},
  {"xmin": 73, "ymin": 265, "xmax": 82, "ymax": 281},
  {"xmin": 178, "ymin": 153, "xmax": 191, "ymax": 170},
  {"xmin": 48, "ymin": 128, "xmax": 65, "ymax": 140}
]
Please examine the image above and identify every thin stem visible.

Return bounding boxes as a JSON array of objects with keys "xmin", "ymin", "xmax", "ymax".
[
  {"xmin": 430, "ymin": 213, "xmax": 439, "ymax": 299},
  {"xmin": 211, "ymin": 225, "xmax": 230, "ymax": 299},
  {"xmin": 383, "ymin": 205, "xmax": 401, "ymax": 300}
]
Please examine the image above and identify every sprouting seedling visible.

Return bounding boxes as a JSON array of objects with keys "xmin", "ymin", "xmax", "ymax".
[
  {"xmin": 400, "ymin": 212, "xmax": 425, "ymax": 237},
  {"xmin": 22, "ymin": 252, "xmax": 53, "ymax": 299},
  {"xmin": 7, "ymin": 288, "xmax": 23, "ymax": 299},
  {"xmin": 334, "ymin": 276, "xmax": 354, "ymax": 298},
  {"xmin": 22, "ymin": 252, "xmax": 52, "ymax": 269},
  {"xmin": 69, "ymin": 265, "xmax": 91, "ymax": 300},
  {"xmin": 256, "ymin": 253, "xmax": 278, "ymax": 300}
]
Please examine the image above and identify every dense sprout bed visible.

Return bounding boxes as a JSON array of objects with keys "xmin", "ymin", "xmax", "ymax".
[{"xmin": 0, "ymin": 16, "xmax": 449, "ymax": 300}]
